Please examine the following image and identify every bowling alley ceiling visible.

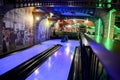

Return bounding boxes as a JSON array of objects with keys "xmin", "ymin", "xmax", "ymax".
[
  {"xmin": 36, "ymin": 7, "xmax": 95, "ymax": 17},
  {"xmin": 1, "ymin": 0, "xmax": 120, "ymax": 18},
  {"xmin": 3, "ymin": 0, "xmax": 120, "ymax": 10}
]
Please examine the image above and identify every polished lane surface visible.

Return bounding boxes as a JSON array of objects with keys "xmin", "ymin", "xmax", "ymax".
[
  {"xmin": 26, "ymin": 39, "xmax": 79, "ymax": 80},
  {"xmin": 0, "ymin": 42, "xmax": 56, "ymax": 75}
]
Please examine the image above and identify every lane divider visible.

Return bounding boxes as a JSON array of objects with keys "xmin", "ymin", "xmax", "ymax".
[{"xmin": 0, "ymin": 44, "xmax": 62, "ymax": 80}]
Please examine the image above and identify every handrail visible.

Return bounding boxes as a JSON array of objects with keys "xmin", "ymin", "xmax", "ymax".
[
  {"xmin": 0, "ymin": 44, "xmax": 62, "ymax": 80},
  {"xmin": 67, "ymin": 46, "xmax": 81, "ymax": 80},
  {"xmin": 79, "ymin": 33, "xmax": 120, "ymax": 80}
]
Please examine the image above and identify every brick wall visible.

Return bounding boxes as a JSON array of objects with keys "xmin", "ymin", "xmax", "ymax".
[{"xmin": 94, "ymin": 8, "xmax": 116, "ymax": 39}]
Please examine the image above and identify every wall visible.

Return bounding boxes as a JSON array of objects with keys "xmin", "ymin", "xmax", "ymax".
[
  {"xmin": 0, "ymin": 18, "xmax": 3, "ymax": 51},
  {"xmin": 94, "ymin": 8, "xmax": 115, "ymax": 39},
  {"xmin": 37, "ymin": 18, "xmax": 51, "ymax": 42},
  {"xmin": 0, "ymin": 7, "xmax": 52, "ymax": 54},
  {"xmin": 114, "ymin": 25, "xmax": 120, "ymax": 40},
  {"xmin": 32, "ymin": 11, "xmax": 53, "ymax": 44},
  {"xmin": 0, "ymin": 7, "xmax": 34, "ymax": 53}
]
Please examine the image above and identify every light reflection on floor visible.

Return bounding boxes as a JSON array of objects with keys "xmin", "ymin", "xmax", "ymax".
[
  {"xmin": 26, "ymin": 39, "xmax": 79, "ymax": 80},
  {"xmin": 0, "ymin": 43, "xmax": 54, "ymax": 75}
]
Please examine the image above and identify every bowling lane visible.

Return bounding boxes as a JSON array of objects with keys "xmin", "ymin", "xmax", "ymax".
[
  {"xmin": 26, "ymin": 40, "xmax": 79, "ymax": 80},
  {"xmin": 0, "ymin": 43, "xmax": 55, "ymax": 75}
]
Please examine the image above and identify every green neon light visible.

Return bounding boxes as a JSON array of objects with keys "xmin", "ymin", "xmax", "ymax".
[
  {"xmin": 108, "ymin": 9, "xmax": 116, "ymax": 38},
  {"xmin": 107, "ymin": 4, "xmax": 111, "ymax": 8},
  {"xmin": 107, "ymin": 0, "xmax": 111, "ymax": 8},
  {"xmin": 95, "ymin": 36, "xmax": 101, "ymax": 43},
  {"xmin": 107, "ymin": 0, "xmax": 112, "ymax": 3},
  {"xmin": 99, "ymin": 3, "xmax": 102, "ymax": 7},
  {"xmin": 114, "ymin": 25, "xmax": 120, "ymax": 30},
  {"xmin": 108, "ymin": 11, "xmax": 112, "ymax": 38},
  {"xmin": 104, "ymin": 38, "xmax": 111, "ymax": 50},
  {"xmin": 98, "ymin": 18, "xmax": 101, "ymax": 36},
  {"xmin": 111, "ymin": 9, "xmax": 116, "ymax": 12},
  {"xmin": 96, "ymin": 0, "xmax": 102, "ymax": 8}
]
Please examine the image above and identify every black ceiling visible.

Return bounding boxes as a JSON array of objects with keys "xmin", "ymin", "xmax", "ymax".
[
  {"xmin": 2, "ymin": 0, "xmax": 120, "ymax": 10},
  {"xmin": 1, "ymin": 0, "xmax": 120, "ymax": 18}
]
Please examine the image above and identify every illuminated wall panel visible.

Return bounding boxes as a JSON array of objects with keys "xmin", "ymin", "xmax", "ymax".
[{"xmin": 0, "ymin": 7, "xmax": 34, "ymax": 53}]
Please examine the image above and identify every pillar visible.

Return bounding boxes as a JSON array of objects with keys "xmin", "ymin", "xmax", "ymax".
[
  {"xmin": 94, "ymin": 8, "xmax": 116, "ymax": 39},
  {"xmin": 105, "ymin": 10, "xmax": 116, "ymax": 39}
]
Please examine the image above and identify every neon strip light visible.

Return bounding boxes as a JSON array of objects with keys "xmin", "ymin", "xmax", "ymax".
[
  {"xmin": 108, "ymin": 9, "xmax": 116, "ymax": 38},
  {"xmin": 98, "ymin": 18, "xmax": 101, "ymax": 36},
  {"xmin": 107, "ymin": 0, "xmax": 112, "ymax": 3},
  {"xmin": 108, "ymin": 11, "xmax": 112, "ymax": 38}
]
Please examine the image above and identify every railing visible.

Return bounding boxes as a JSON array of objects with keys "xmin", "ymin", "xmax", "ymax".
[
  {"xmin": 68, "ymin": 46, "xmax": 81, "ymax": 80},
  {"xmin": 79, "ymin": 33, "xmax": 120, "ymax": 80}
]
